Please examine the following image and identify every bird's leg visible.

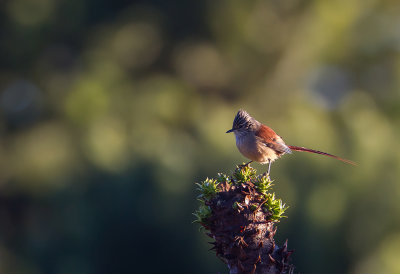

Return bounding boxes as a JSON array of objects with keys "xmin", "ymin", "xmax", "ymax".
[
  {"xmin": 239, "ymin": 161, "xmax": 253, "ymax": 169},
  {"xmin": 262, "ymin": 160, "xmax": 272, "ymax": 178}
]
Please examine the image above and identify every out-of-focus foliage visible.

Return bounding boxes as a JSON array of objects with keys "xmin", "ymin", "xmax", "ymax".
[{"xmin": 0, "ymin": 0, "xmax": 400, "ymax": 273}]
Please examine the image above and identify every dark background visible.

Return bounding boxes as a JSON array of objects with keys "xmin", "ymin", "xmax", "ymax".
[{"xmin": 1, "ymin": 0, "xmax": 400, "ymax": 273}]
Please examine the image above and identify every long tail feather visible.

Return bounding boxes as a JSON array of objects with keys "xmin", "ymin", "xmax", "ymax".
[{"xmin": 287, "ymin": 145, "xmax": 356, "ymax": 166}]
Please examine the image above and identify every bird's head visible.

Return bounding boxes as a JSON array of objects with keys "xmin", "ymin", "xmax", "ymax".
[{"xmin": 226, "ymin": 109, "xmax": 260, "ymax": 134}]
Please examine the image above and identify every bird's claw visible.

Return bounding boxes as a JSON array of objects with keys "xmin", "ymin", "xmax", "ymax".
[
  {"xmin": 238, "ymin": 161, "xmax": 253, "ymax": 169},
  {"xmin": 262, "ymin": 172, "xmax": 271, "ymax": 180}
]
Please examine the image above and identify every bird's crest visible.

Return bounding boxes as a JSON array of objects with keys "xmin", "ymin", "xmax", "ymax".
[{"xmin": 232, "ymin": 110, "xmax": 259, "ymax": 130}]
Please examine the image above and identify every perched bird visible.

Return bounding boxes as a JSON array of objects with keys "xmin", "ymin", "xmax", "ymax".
[{"xmin": 226, "ymin": 110, "xmax": 355, "ymax": 174}]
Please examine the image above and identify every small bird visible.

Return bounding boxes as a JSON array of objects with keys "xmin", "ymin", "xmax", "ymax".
[{"xmin": 226, "ymin": 110, "xmax": 355, "ymax": 174}]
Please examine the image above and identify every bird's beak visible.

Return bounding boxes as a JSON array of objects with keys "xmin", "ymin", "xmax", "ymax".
[{"xmin": 226, "ymin": 129, "xmax": 234, "ymax": 133}]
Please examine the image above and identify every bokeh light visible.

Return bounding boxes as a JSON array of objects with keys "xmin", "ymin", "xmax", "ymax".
[{"xmin": 1, "ymin": 0, "xmax": 400, "ymax": 273}]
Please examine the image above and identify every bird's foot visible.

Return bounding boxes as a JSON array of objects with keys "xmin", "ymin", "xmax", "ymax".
[
  {"xmin": 262, "ymin": 172, "xmax": 271, "ymax": 180},
  {"xmin": 238, "ymin": 161, "xmax": 253, "ymax": 169}
]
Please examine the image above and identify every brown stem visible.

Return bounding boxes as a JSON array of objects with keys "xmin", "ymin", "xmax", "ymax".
[{"xmin": 204, "ymin": 181, "xmax": 294, "ymax": 274}]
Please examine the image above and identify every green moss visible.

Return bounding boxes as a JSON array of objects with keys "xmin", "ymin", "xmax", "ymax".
[
  {"xmin": 193, "ymin": 202, "xmax": 212, "ymax": 224},
  {"xmin": 263, "ymin": 193, "xmax": 289, "ymax": 222},
  {"xmin": 232, "ymin": 164, "xmax": 256, "ymax": 184},
  {"xmin": 194, "ymin": 164, "xmax": 289, "ymax": 225},
  {"xmin": 216, "ymin": 172, "xmax": 230, "ymax": 183},
  {"xmin": 196, "ymin": 178, "xmax": 219, "ymax": 201},
  {"xmin": 253, "ymin": 174, "xmax": 273, "ymax": 195}
]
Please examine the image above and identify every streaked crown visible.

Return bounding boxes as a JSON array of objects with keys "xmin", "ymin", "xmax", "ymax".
[{"xmin": 231, "ymin": 110, "xmax": 260, "ymax": 131}]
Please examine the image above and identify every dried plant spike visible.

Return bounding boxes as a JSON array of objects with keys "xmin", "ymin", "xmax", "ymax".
[{"xmin": 194, "ymin": 164, "xmax": 294, "ymax": 273}]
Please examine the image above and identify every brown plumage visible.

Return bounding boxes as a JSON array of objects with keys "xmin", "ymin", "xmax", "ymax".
[
  {"xmin": 287, "ymin": 145, "xmax": 356, "ymax": 165},
  {"xmin": 226, "ymin": 110, "xmax": 356, "ymax": 173},
  {"xmin": 255, "ymin": 125, "xmax": 292, "ymax": 156}
]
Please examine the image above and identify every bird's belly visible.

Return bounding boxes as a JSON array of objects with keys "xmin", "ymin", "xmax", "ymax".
[{"xmin": 236, "ymin": 136, "xmax": 278, "ymax": 164}]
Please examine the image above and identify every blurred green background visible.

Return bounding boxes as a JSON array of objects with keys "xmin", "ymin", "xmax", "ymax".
[{"xmin": 1, "ymin": 0, "xmax": 400, "ymax": 273}]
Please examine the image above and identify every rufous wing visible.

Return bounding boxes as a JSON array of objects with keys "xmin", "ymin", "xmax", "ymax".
[{"xmin": 255, "ymin": 125, "xmax": 292, "ymax": 155}]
